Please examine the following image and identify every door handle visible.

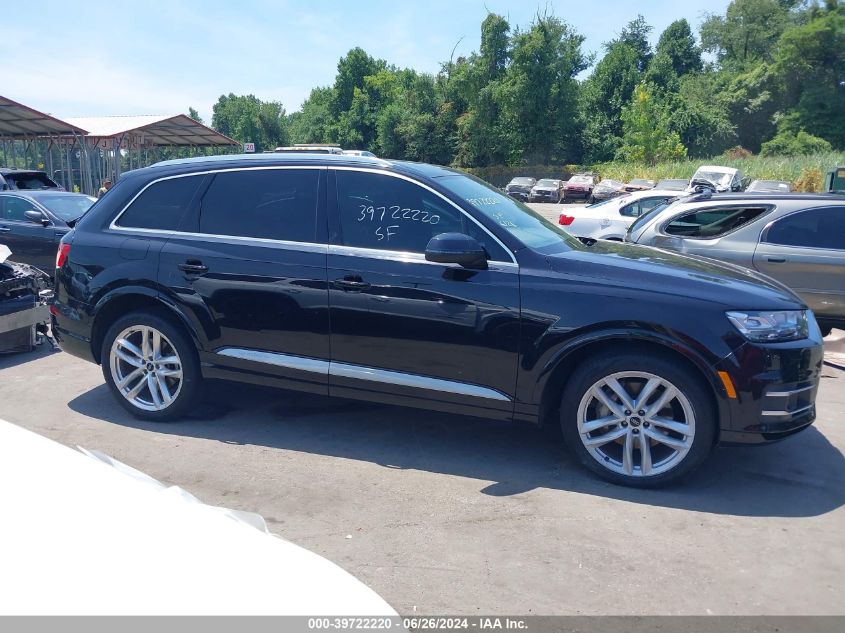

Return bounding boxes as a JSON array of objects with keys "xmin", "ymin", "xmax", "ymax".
[
  {"xmin": 178, "ymin": 260, "xmax": 208, "ymax": 275},
  {"xmin": 334, "ymin": 276, "xmax": 371, "ymax": 291},
  {"xmin": 767, "ymin": 257, "xmax": 787, "ymax": 263}
]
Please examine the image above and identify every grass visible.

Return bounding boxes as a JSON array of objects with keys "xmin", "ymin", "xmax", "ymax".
[{"xmin": 588, "ymin": 151, "xmax": 845, "ymax": 192}]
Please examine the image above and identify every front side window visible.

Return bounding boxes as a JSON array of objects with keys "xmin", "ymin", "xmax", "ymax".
[
  {"xmin": 764, "ymin": 207, "xmax": 845, "ymax": 250},
  {"xmin": 117, "ymin": 175, "xmax": 204, "ymax": 230},
  {"xmin": 1, "ymin": 196, "xmax": 39, "ymax": 222},
  {"xmin": 335, "ymin": 170, "xmax": 510, "ymax": 260},
  {"xmin": 199, "ymin": 169, "xmax": 319, "ymax": 242},
  {"xmin": 663, "ymin": 206, "xmax": 768, "ymax": 238}
]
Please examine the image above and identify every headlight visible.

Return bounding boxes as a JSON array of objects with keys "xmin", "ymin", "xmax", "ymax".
[{"xmin": 726, "ymin": 310, "xmax": 809, "ymax": 342}]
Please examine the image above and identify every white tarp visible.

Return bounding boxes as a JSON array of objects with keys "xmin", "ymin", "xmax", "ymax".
[{"xmin": 0, "ymin": 419, "xmax": 396, "ymax": 616}]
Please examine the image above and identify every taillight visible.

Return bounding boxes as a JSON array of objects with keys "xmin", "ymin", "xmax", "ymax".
[
  {"xmin": 56, "ymin": 243, "xmax": 71, "ymax": 269},
  {"xmin": 559, "ymin": 215, "xmax": 575, "ymax": 226}
]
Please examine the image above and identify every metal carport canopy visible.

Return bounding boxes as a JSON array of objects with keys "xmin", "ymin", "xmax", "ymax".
[
  {"xmin": 0, "ymin": 95, "xmax": 88, "ymax": 137},
  {"xmin": 63, "ymin": 114, "xmax": 238, "ymax": 146}
]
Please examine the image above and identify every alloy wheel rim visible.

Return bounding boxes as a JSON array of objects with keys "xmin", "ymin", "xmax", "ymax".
[
  {"xmin": 109, "ymin": 325, "xmax": 183, "ymax": 411},
  {"xmin": 576, "ymin": 371, "xmax": 695, "ymax": 477}
]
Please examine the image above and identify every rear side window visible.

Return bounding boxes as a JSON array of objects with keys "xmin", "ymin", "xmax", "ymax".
[
  {"xmin": 117, "ymin": 175, "xmax": 203, "ymax": 230},
  {"xmin": 663, "ymin": 206, "xmax": 768, "ymax": 238},
  {"xmin": 198, "ymin": 169, "xmax": 319, "ymax": 242},
  {"xmin": 764, "ymin": 207, "xmax": 845, "ymax": 250}
]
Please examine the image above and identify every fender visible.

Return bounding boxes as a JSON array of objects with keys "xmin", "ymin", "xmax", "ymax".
[
  {"xmin": 530, "ymin": 326, "xmax": 732, "ymax": 416},
  {"xmin": 89, "ymin": 284, "xmax": 208, "ymax": 361}
]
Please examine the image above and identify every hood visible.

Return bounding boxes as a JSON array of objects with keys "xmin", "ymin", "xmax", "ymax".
[
  {"xmin": 545, "ymin": 241, "xmax": 804, "ymax": 311},
  {"xmin": 532, "ymin": 186, "xmax": 557, "ymax": 192}
]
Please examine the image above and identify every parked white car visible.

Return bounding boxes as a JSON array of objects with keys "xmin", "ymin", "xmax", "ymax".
[
  {"xmin": 558, "ymin": 190, "xmax": 681, "ymax": 241},
  {"xmin": 0, "ymin": 419, "xmax": 396, "ymax": 616},
  {"xmin": 686, "ymin": 165, "xmax": 744, "ymax": 193}
]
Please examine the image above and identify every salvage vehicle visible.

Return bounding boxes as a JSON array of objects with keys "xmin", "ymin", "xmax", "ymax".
[
  {"xmin": 504, "ymin": 176, "xmax": 536, "ymax": 201},
  {"xmin": 589, "ymin": 178, "xmax": 626, "ymax": 203},
  {"xmin": 562, "ymin": 173, "xmax": 595, "ymax": 200},
  {"xmin": 0, "ymin": 191, "xmax": 97, "ymax": 271},
  {"xmin": 628, "ymin": 192, "xmax": 845, "ymax": 335},
  {"xmin": 686, "ymin": 165, "xmax": 744, "ymax": 193},
  {"xmin": 624, "ymin": 178, "xmax": 656, "ymax": 192},
  {"xmin": 558, "ymin": 190, "xmax": 681, "ymax": 241},
  {"xmin": 529, "ymin": 179, "xmax": 565, "ymax": 203},
  {"xmin": 0, "ymin": 168, "xmax": 63, "ymax": 191},
  {"xmin": 746, "ymin": 179, "xmax": 791, "ymax": 193},
  {"xmin": 52, "ymin": 153, "xmax": 824, "ymax": 487},
  {"xmin": 0, "ymin": 245, "xmax": 51, "ymax": 354}
]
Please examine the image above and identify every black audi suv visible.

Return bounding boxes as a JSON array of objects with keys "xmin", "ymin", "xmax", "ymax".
[{"xmin": 51, "ymin": 154, "xmax": 824, "ymax": 487}]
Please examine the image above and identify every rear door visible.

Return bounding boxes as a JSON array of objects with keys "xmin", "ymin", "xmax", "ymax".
[
  {"xmin": 158, "ymin": 167, "xmax": 330, "ymax": 395},
  {"xmin": 325, "ymin": 168, "xmax": 520, "ymax": 419},
  {"xmin": 0, "ymin": 195, "xmax": 60, "ymax": 269},
  {"xmin": 753, "ymin": 206, "xmax": 845, "ymax": 321}
]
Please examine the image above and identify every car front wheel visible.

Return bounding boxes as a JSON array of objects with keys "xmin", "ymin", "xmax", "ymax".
[
  {"xmin": 560, "ymin": 351, "xmax": 715, "ymax": 487},
  {"xmin": 101, "ymin": 310, "xmax": 202, "ymax": 421}
]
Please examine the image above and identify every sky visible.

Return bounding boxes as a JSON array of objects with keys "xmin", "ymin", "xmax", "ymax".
[{"xmin": 2, "ymin": 0, "xmax": 731, "ymax": 124}]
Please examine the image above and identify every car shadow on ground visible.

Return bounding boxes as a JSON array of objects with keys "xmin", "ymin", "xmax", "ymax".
[{"xmin": 68, "ymin": 377, "xmax": 845, "ymax": 519}]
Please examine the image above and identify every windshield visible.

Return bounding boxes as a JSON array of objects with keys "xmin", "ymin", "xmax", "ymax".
[
  {"xmin": 568, "ymin": 176, "xmax": 591, "ymax": 184},
  {"xmin": 536, "ymin": 179, "xmax": 558, "ymax": 187},
  {"xmin": 656, "ymin": 179, "xmax": 687, "ymax": 190},
  {"xmin": 597, "ymin": 179, "xmax": 623, "ymax": 189},
  {"xmin": 31, "ymin": 194, "xmax": 97, "ymax": 221},
  {"xmin": 692, "ymin": 170, "xmax": 732, "ymax": 186},
  {"xmin": 438, "ymin": 174, "xmax": 581, "ymax": 250},
  {"xmin": 627, "ymin": 199, "xmax": 676, "ymax": 235},
  {"xmin": 510, "ymin": 177, "xmax": 534, "ymax": 185},
  {"xmin": 629, "ymin": 179, "xmax": 652, "ymax": 186}
]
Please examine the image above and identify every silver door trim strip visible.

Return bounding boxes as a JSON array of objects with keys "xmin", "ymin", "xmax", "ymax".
[
  {"xmin": 111, "ymin": 226, "xmax": 329, "ymax": 254},
  {"xmin": 327, "ymin": 243, "xmax": 518, "ymax": 271},
  {"xmin": 215, "ymin": 347, "xmax": 511, "ymax": 402},
  {"xmin": 217, "ymin": 348, "xmax": 330, "ymax": 375}
]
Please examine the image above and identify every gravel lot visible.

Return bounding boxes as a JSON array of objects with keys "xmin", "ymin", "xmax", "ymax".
[{"xmin": 1, "ymin": 337, "xmax": 843, "ymax": 615}]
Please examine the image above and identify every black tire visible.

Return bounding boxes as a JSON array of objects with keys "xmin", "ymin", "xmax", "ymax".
[
  {"xmin": 100, "ymin": 309, "xmax": 202, "ymax": 421},
  {"xmin": 588, "ymin": 196, "xmax": 595, "ymax": 204},
  {"xmin": 559, "ymin": 350, "xmax": 716, "ymax": 487}
]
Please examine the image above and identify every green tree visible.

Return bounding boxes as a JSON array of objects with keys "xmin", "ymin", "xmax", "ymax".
[
  {"xmin": 700, "ymin": 0, "xmax": 791, "ymax": 69},
  {"xmin": 655, "ymin": 19, "xmax": 702, "ymax": 76},
  {"xmin": 187, "ymin": 107, "xmax": 204, "ymax": 124},
  {"xmin": 211, "ymin": 94, "xmax": 288, "ymax": 152},
  {"xmin": 619, "ymin": 82, "xmax": 688, "ymax": 164}
]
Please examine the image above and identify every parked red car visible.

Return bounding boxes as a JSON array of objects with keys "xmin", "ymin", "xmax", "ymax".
[{"xmin": 562, "ymin": 174, "xmax": 596, "ymax": 200}]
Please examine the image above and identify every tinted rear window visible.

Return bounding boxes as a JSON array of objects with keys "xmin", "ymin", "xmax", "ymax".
[
  {"xmin": 117, "ymin": 175, "xmax": 203, "ymax": 230},
  {"xmin": 765, "ymin": 207, "xmax": 845, "ymax": 250},
  {"xmin": 5, "ymin": 172, "xmax": 58, "ymax": 190},
  {"xmin": 199, "ymin": 169, "xmax": 319, "ymax": 242}
]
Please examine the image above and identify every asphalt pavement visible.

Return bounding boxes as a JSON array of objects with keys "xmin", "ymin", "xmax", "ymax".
[{"xmin": 1, "ymin": 336, "xmax": 843, "ymax": 615}]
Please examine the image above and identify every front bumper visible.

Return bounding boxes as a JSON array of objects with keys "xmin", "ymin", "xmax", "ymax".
[
  {"xmin": 506, "ymin": 190, "xmax": 530, "ymax": 201},
  {"xmin": 715, "ymin": 336, "xmax": 824, "ymax": 444},
  {"xmin": 530, "ymin": 191, "xmax": 559, "ymax": 202}
]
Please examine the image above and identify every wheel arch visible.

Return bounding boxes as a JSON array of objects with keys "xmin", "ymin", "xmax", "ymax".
[
  {"xmin": 90, "ymin": 288, "xmax": 204, "ymax": 364},
  {"xmin": 536, "ymin": 333, "xmax": 727, "ymax": 443}
]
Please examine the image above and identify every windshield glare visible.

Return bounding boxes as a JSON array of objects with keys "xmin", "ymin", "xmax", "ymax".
[
  {"xmin": 569, "ymin": 176, "xmax": 591, "ymax": 184},
  {"xmin": 439, "ymin": 174, "xmax": 580, "ymax": 250},
  {"xmin": 536, "ymin": 179, "xmax": 558, "ymax": 187},
  {"xmin": 693, "ymin": 170, "xmax": 732, "ymax": 186},
  {"xmin": 33, "ymin": 194, "xmax": 96, "ymax": 221},
  {"xmin": 510, "ymin": 178, "xmax": 534, "ymax": 185}
]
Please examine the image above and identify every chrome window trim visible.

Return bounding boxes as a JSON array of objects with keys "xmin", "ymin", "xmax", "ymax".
[
  {"xmin": 109, "ymin": 165, "xmax": 326, "ymax": 233},
  {"xmin": 327, "ymin": 243, "xmax": 518, "ymax": 271},
  {"xmin": 215, "ymin": 347, "xmax": 511, "ymax": 402},
  {"xmin": 330, "ymin": 166, "xmax": 518, "ymax": 265},
  {"xmin": 111, "ymin": 226, "xmax": 328, "ymax": 254}
]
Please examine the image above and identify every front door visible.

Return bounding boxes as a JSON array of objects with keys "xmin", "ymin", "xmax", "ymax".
[
  {"xmin": 753, "ymin": 206, "xmax": 845, "ymax": 323},
  {"xmin": 159, "ymin": 167, "xmax": 331, "ymax": 394},
  {"xmin": 0, "ymin": 196, "xmax": 60, "ymax": 270},
  {"xmin": 326, "ymin": 168, "xmax": 520, "ymax": 419}
]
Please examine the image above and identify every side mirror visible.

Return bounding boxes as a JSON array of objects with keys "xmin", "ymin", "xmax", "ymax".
[
  {"xmin": 425, "ymin": 233, "xmax": 488, "ymax": 268},
  {"xmin": 25, "ymin": 210, "xmax": 49, "ymax": 226}
]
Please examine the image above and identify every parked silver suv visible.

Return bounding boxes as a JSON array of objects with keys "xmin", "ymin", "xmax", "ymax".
[{"xmin": 627, "ymin": 192, "xmax": 845, "ymax": 335}]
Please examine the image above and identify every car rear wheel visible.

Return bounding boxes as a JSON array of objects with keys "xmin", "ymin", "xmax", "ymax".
[
  {"xmin": 560, "ymin": 351, "xmax": 715, "ymax": 487},
  {"xmin": 101, "ymin": 310, "xmax": 202, "ymax": 421}
]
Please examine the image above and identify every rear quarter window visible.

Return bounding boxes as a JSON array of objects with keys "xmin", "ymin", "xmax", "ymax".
[{"xmin": 116, "ymin": 175, "xmax": 204, "ymax": 230}]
